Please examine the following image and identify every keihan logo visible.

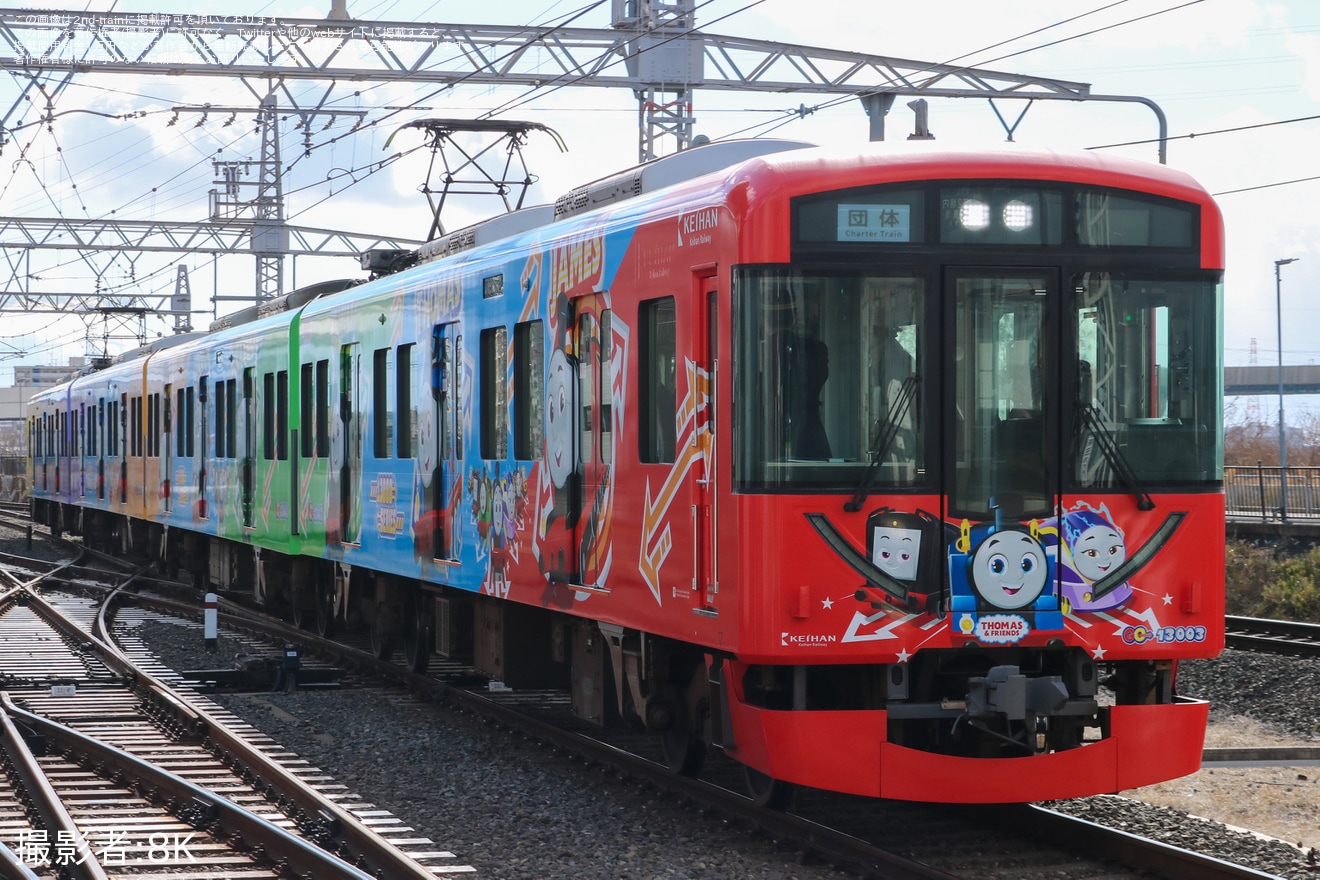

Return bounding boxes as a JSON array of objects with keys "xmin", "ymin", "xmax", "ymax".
[{"xmin": 782, "ymin": 632, "xmax": 838, "ymax": 646}]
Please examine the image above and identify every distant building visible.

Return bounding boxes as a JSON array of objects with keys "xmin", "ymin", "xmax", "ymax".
[
  {"xmin": 0, "ymin": 359, "xmax": 87, "ymax": 457},
  {"xmin": 13, "ymin": 359, "xmax": 84, "ymax": 390}
]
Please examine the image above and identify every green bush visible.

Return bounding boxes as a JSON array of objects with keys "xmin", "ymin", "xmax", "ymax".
[
  {"xmin": 1258, "ymin": 546, "xmax": 1320, "ymax": 621},
  {"xmin": 1224, "ymin": 541, "xmax": 1276, "ymax": 616},
  {"xmin": 1226, "ymin": 540, "xmax": 1320, "ymax": 622}
]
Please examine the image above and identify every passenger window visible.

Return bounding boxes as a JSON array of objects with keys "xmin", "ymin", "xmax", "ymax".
[
  {"xmin": 513, "ymin": 321, "xmax": 543, "ymax": 460},
  {"xmin": 480, "ymin": 327, "xmax": 508, "ymax": 459},
  {"xmin": 640, "ymin": 297, "xmax": 676, "ymax": 464},
  {"xmin": 315, "ymin": 360, "xmax": 330, "ymax": 458},
  {"xmin": 578, "ymin": 312, "xmax": 595, "ymax": 464},
  {"xmin": 263, "ymin": 371, "xmax": 275, "ymax": 460},
  {"xmin": 374, "ymin": 347, "xmax": 391, "ymax": 458},
  {"xmin": 397, "ymin": 344, "xmax": 415, "ymax": 459},
  {"xmin": 277, "ymin": 370, "xmax": 289, "ymax": 461},
  {"xmin": 300, "ymin": 363, "xmax": 314, "ymax": 458}
]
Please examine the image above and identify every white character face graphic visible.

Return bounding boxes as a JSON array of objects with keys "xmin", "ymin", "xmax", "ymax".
[
  {"xmin": 1071, "ymin": 525, "xmax": 1125, "ymax": 583},
  {"xmin": 329, "ymin": 406, "xmax": 343, "ymax": 471},
  {"xmin": 870, "ymin": 526, "xmax": 921, "ymax": 581},
  {"xmin": 545, "ymin": 347, "xmax": 575, "ymax": 489},
  {"xmin": 970, "ymin": 531, "xmax": 1047, "ymax": 610},
  {"xmin": 417, "ymin": 396, "xmax": 436, "ymax": 487}
]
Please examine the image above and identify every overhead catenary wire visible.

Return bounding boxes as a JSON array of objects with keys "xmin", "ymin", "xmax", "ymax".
[
  {"xmin": 1, "ymin": 0, "xmax": 1310, "ymax": 362},
  {"xmin": 710, "ymin": 0, "xmax": 1207, "ymax": 143}
]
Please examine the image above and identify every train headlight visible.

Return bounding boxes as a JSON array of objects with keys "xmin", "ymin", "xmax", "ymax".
[
  {"xmin": 959, "ymin": 199, "xmax": 991, "ymax": 231},
  {"xmin": 1002, "ymin": 200, "xmax": 1033, "ymax": 232}
]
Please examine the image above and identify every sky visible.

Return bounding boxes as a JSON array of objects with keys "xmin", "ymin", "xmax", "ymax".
[{"xmin": 1, "ymin": 0, "xmax": 1317, "ymax": 424}]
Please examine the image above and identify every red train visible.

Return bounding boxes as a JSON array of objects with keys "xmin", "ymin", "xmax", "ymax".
[{"xmin": 30, "ymin": 139, "xmax": 1225, "ymax": 804}]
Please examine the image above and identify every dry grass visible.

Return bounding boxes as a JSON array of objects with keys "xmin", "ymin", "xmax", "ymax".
[{"xmin": 1122, "ymin": 717, "xmax": 1320, "ymax": 854}]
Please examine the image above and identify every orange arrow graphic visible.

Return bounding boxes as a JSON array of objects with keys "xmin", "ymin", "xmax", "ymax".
[{"xmin": 639, "ymin": 359, "xmax": 709, "ymax": 603}]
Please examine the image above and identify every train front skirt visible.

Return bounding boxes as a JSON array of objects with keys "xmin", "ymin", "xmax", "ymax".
[{"xmin": 723, "ymin": 676, "xmax": 1209, "ymax": 803}]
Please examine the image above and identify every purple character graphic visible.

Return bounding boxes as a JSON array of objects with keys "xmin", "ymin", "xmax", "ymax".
[{"xmin": 1056, "ymin": 504, "xmax": 1132, "ymax": 613}]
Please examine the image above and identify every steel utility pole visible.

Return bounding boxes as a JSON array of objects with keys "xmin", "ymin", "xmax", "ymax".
[{"xmin": 1275, "ymin": 257, "xmax": 1298, "ymax": 521}]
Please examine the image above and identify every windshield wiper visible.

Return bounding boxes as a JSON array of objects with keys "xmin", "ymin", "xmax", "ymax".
[
  {"xmin": 1078, "ymin": 405, "xmax": 1155, "ymax": 511},
  {"xmin": 844, "ymin": 374, "xmax": 919, "ymax": 512}
]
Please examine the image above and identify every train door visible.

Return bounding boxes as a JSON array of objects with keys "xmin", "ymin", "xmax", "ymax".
[
  {"xmin": 96, "ymin": 398, "xmax": 105, "ymax": 501},
  {"xmin": 119, "ymin": 392, "xmax": 128, "ymax": 505},
  {"xmin": 693, "ymin": 278, "xmax": 719, "ymax": 614},
  {"xmin": 162, "ymin": 385, "xmax": 173, "ymax": 512},
  {"xmin": 196, "ymin": 378, "xmax": 208, "ymax": 518},
  {"xmin": 944, "ymin": 268, "xmax": 1061, "ymax": 608},
  {"xmin": 77, "ymin": 403, "xmax": 86, "ymax": 498},
  {"xmin": 241, "ymin": 368, "xmax": 255, "ymax": 528},
  {"xmin": 570, "ymin": 294, "xmax": 612, "ymax": 591},
  {"xmin": 428, "ymin": 323, "xmax": 462, "ymax": 561},
  {"xmin": 339, "ymin": 342, "xmax": 363, "ymax": 545}
]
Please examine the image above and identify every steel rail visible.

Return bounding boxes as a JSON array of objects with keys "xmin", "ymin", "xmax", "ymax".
[
  {"xmin": 1225, "ymin": 615, "xmax": 1320, "ymax": 657},
  {"xmin": 86, "ymin": 585, "xmax": 958, "ymax": 878},
  {"xmin": 1025, "ymin": 804, "xmax": 1285, "ymax": 880},
  {"xmin": 88, "ymin": 584, "xmax": 442, "ymax": 880},
  {"xmin": 101, "ymin": 581, "xmax": 1309, "ymax": 880},
  {"xmin": 1, "ymin": 692, "xmax": 377, "ymax": 880},
  {"xmin": 1203, "ymin": 746, "xmax": 1320, "ymax": 765},
  {"xmin": 11, "ymin": 564, "xmax": 444, "ymax": 880},
  {"xmin": 0, "ymin": 701, "xmax": 110, "ymax": 880},
  {"xmin": 0, "ymin": 840, "xmax": 41, "ymax": 880},
  {"xmin": 20, "ymin": 574, "xmax": 206, "ymax": 734},
  {"xmin": 47, "ymin": 558, "xmax": 1305, "ymax": 879}
]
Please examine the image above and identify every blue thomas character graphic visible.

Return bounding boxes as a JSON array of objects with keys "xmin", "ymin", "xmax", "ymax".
[
  {"xmin": 1054, "ymin": 504, "xmax": 1132, "ymax": 613},
  {"xmin": 949, "ymin": 496, "xmax": 1063, "ymax": 643},
  {"xmin": 970, "ymin": 531, "xmax": 1046, "ymax": 610}
]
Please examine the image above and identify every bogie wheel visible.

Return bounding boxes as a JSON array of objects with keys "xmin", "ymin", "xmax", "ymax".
[
  {"xmin": 402, "ymin": 590, "xmax": 434, "ymax": 674},
  {"xmin": 314, "ymin": 571, "xmax": 336, "ymax": 639},
  {"xmin": 162, "ymin": 547, "xmax": 180, "ymax": 581},
  {"xmin": 370, "ymin": 608, "xmax": 396, "ymax": 661},
  {"xmin": 290, "ymin": 597, "xmax": 310, "ymax": 631},
  {"xmin": 744, "ymin": 766, "xmax": 794, "ymax": 810},
  {"xmin": 661, "ymin": 699, "xmax": 707, "ymax": 777}
]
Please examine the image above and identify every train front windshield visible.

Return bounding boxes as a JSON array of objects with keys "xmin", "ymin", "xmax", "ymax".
[
  {"xmin": 734, "ymin": 268, "xmax": 928, "ymax": 491},
  {"xmin": 732, "ymin": 184, "xmax": 1223, "ymax": 507}
]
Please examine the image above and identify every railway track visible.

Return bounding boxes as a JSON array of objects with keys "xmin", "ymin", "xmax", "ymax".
[
  {"xmin": 1226, "ymin": 614, "xmax": 1320, "ymax": 656},
  {"xmin": 0, "ymin": 563, "xmax": 473, "ymax": 878},
  {"xmin": 98, "ymin": 575, "xmax": 1291, "ymax": 877},
  {"xmin": 4, "ymin": 530, "xmax": 1302, "ymax": 879}
]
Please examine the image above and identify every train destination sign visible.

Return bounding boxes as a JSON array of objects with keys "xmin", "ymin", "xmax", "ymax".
[{"xmin": 836, "ymin": 204, "xmax": 911, "ymax": 242}]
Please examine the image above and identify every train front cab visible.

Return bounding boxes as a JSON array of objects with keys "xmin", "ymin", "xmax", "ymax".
[{"xmin": 715, "ymin": 155, "xmax": 1225, "ymax": 803}]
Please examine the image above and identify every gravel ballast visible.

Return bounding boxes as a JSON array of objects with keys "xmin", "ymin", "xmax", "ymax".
[{"xmin": 127, "ymin": 615, "xmax": 1320, "ymax": 880}]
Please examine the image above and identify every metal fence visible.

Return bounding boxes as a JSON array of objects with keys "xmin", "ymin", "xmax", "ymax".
[
  {"xmin": 0, "ymin": 456, "xmax": 25, "ymax": 502},
  {"xmin": 1225, "ymin": 464, "xmax": 1320, "ymax": 521}
]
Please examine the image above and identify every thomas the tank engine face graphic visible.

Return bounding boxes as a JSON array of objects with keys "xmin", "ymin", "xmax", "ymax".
[{"xmin": 968, "ymin": 530, "xmax": 1047, "ymax": 610}]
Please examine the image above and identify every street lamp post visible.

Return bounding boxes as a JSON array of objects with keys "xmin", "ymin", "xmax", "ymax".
[{"xmin": 1276, "ymin": 257, "xmax": 1298, "ymax": 522}]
